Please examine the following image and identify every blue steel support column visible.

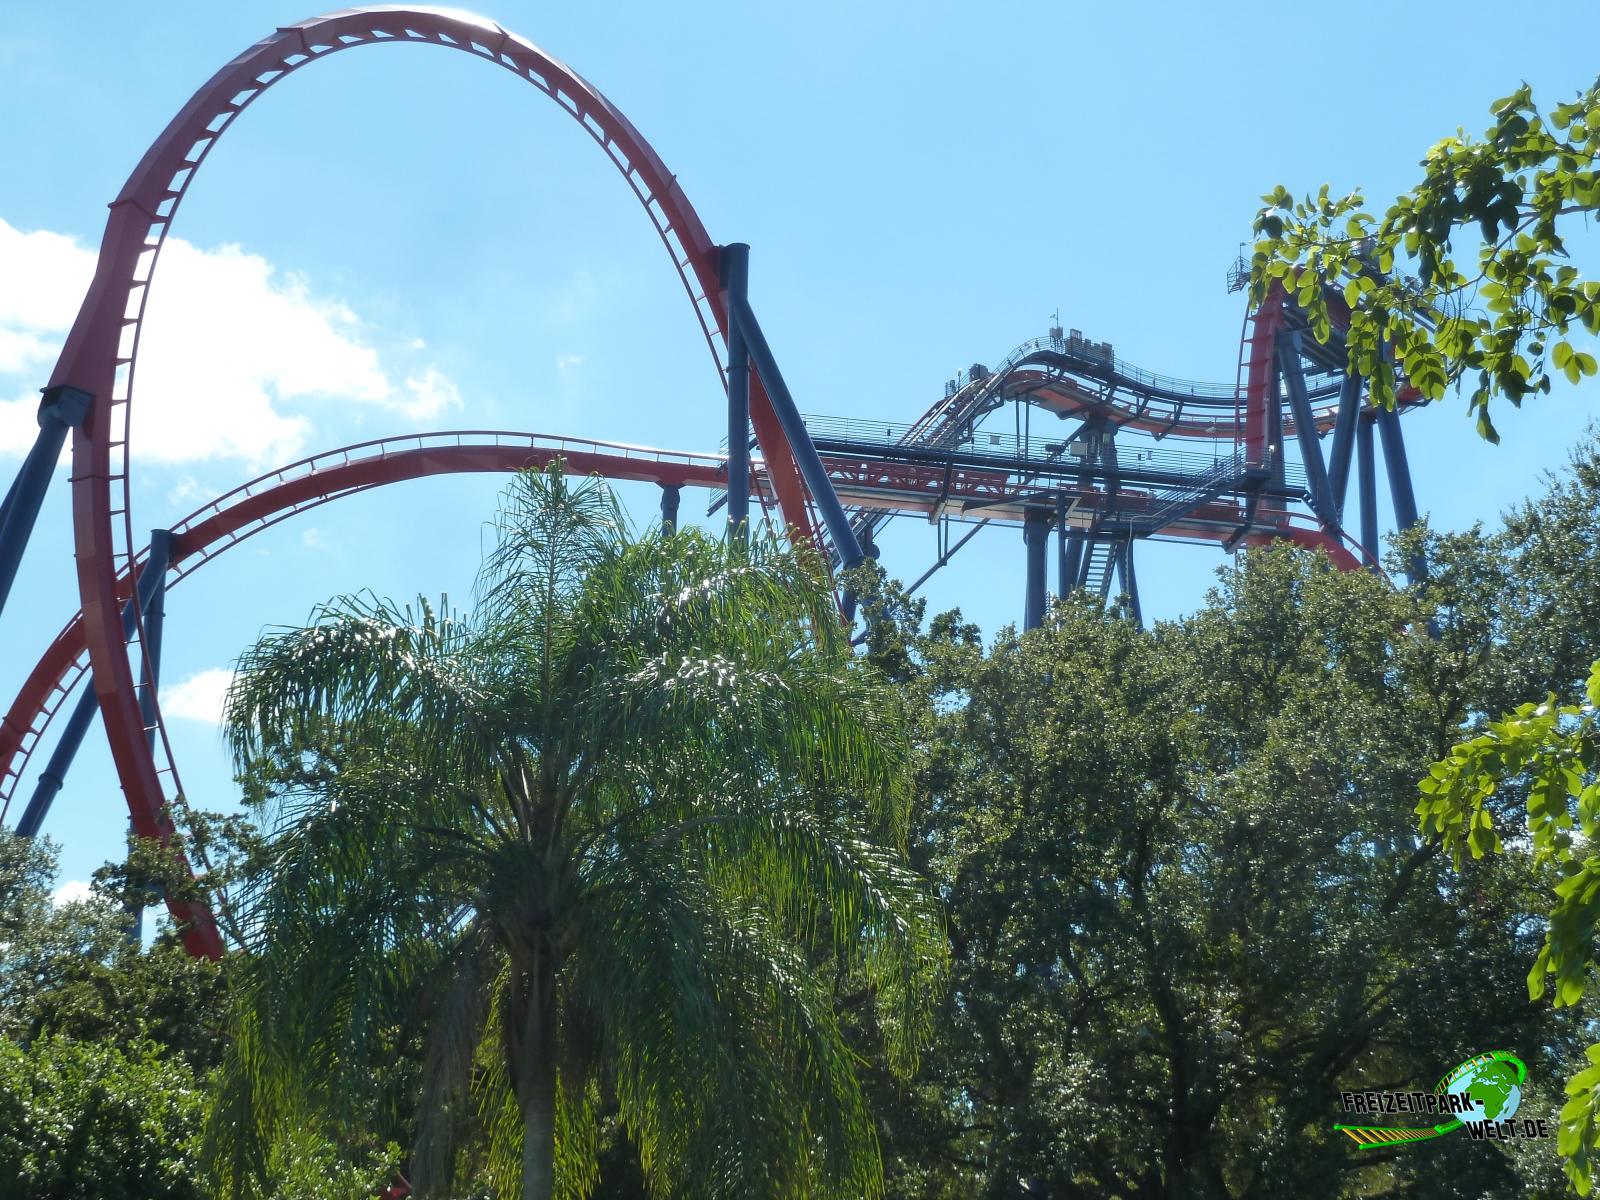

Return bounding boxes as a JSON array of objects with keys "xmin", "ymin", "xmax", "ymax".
[
  {"xmin": 1376, "ymin": 405, "xmax": 1425, "ymax": 583},
  {"xmin": 137, "ymin": 530, "xmax": 170, "ymax": 749},
  {"xmin": 0, "ymin": 385, "xmax": 92, "ymax": 621},
  {"xmin": 838, "ymin": 526, "xmax": 879, "ymax": 627},
  {"xmin": 16, "ymin": 533, "xmax": 172, "ymax": 839},
  {"xmin": 1120, "ymin": 540, "xmax": 1142, "ymax": 628},
  {"xmin": 1023, "ymin": 507, "xmax": 1050, "ymax": 630},
  {"xmin": 1276, "ymin": 332, "xmax": 1338, "ymax": 530},
  {"xmin": 1357, "ymin": 416, "xmax": 1379, "ymax": 569},
  {"xmin": 1099, "ymin": 421, "xmax": 1121, "ymax": 503},
  {"xmin": 730, "ymin": 295, "xmax": 865, "ymax": 568},
  {"xmin": 1265, "ymin": 360, "xmax": 1286, "ymax": 489},
  {"xmin": 1061, "ymin": 531, "xmax": 1083, "ymax": 596},
  {"xmin": 1326, "ymin": 369, "xmax": 1363, "ymax": 519},
  {"xmin": 721, "ymin": 244, "xmax": 751, "ymax": 537},
  {"xmin": 1057, "ymin": 494, "xmax": 1078, "ymax": 599},
  {"xmin": 658, "ymin": 484, "xmax": 682, "ymax": 533},
  {"xmin": 128, "ymin": 530, "xmax": 171, "ymax": 946},
  {"xmin": 0, "ymin": 464, "xmax": 22, "ymax": 538}
]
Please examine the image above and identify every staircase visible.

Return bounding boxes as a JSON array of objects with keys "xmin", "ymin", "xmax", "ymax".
[
  {"xmin": 1131, "ymin": 450, "xmax": 1250, "ymax": 536},
  {"xmin": 1079, "ymin": 540, "xmax": 1117, "ymax": 600}
]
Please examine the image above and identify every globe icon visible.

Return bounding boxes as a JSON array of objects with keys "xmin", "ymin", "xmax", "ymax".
[{"xmin": 1443, "ymin": 1053, "xmax": 1523, "ymax": 1125}]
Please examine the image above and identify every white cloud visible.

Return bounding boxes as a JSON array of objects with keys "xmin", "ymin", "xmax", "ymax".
[
  {"xmin": 160, "ymin": 667, "xmax": 235, "ymax": 725},
  {"xmin": 399, "ymin": 366, "xmax": 461, "ymax": 421},
  {"xmin": 0, "ymin": 392, "xmax": 40, "ymax": 456},
  {"xmin": 51, "ymin": 879, "xmax": 94, "ymax": 907},
  {"xmin": 555, "ymin": 353, "xmax": 583, "ymax": 371},
  {"xmin": 0, "ymin": 221, "xmax": 95, "ymax": 333},
  {"xmin": 0, "ymin": 327, "xmax": 54, "ymax": 375},
  {"xmin": 166, "ymin": 475, "xmax": 203, "ymax": 506},
  {"xmin": 300, "ymin": 526, "xmax": 329, "ymax": 551},
  {"xmin": 0, "ymin": 217, "xmax": 465, "ymax": 466}
]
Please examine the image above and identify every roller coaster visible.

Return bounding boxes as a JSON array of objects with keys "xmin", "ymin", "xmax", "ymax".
[{"xmin": 0, "ymin": 6, "xmax": 1427, "ymax": 958}]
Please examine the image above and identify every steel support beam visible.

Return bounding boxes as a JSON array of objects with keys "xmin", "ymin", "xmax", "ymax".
[
  {"xmin": 1357, "ymin": 416, "xmax": 1378, "ymax": 569},
  {"xmin": 1023, "ymin": 507, "xmax": 1050, "ymax": 630},
  {"xmin": 730, "ymin": 294, "xmax": 865, "ymax": 568},
  {"xmin": 1376, "ymin": 404, "xmax": 1425, "ymax": 582},
  {"xmin": 1277, "ymin": 332, "xmax": 1337, "ymax": 531},
  {"xmin": 1326, "ymin": 369, "xmax": 1362, "ymax": 518},
  {"xmin": 1057, "ymin": 495, "xmax": 1080, "ymax": 599},
  {"xmin": 1099, "ymin": 422, "xmax": 1121, "ymax": 502},
  {"xmin": 137, "ymin": 531, "xmax": 170, "ymax": 748},
  {"xmin": 658, "ymin": 483, "xmax": 682, "ymax": 533},
  {"xmin": 721, "ymin": 244, "xmax": 751, "ymax": 537},
  {"xmin": 16, "ymin": 533, "xmax": 171, "ymax": 839},
  {"xmin": 1265, "ymin": 359, "xmax": 1286, "ymax": 489},
  {"xmin": 898, "ymin": 521, "xmax": 985, "ymax": 599},
  {"xmin": 128, "ymin": 529, "xmax": 170, "ymax": 946},
  {"xmin": 838, "ymin": 524, "xmax": 880, "ymax": 626},
  {"xmin": 0, "ymin": 462, "xmax": 22, "ymax": 538},
  {"xmin": 1224, "ymin": 489, "xmax": 1261, "ymax": 553},
  {"xmin": 1120, "ymin": 540, "xmax": 1142, "ymax": 628},
  {"xmin": 0, "ymin": 386, "xmax": 91, "ymax": 621}
]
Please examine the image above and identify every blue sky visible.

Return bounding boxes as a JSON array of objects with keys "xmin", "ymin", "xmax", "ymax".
[{"xmin": 3, "ymin": 1, "xmax": 1598, "ymax": 890}]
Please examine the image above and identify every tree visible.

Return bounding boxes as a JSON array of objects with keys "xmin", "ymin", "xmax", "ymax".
[
  {"xmin": 842, "ymin": 543, "xmax": 1582, "ymax": 1199},
  {"xmin": 207, "ymin": 467, "xmax": 945, "ymax": 1200},
  {"xmin": 0, "ymin": 830, "xmax": 230, "ymax": 1070},
  {"xmin": 1250, "ymin": 75, "xmax": 1600, "ymax": 1193},
  {"xmin": 1416, "ymin": 439, "xmax": 1600, "ymax": 1195},
  {"xmin": 1249, "ymin": 76, "xmax": 1600, "ymax": 441},
  {"xmin": 0, "ymin": 832, "xmax": 124, "ymax": 1044},
  {"xmin": 0, "ymin": 1035, "xmax": 206, "ymax": 1200},
  {"xmin": 0, "ymin": 832, "xmax": 218, "ymax": 1199}
]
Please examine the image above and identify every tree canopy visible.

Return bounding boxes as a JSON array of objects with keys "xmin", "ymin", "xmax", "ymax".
[
  {"xmin": 16, "ymin": 436, "xmax": 1600, "ymax": 1195},
  {"xmin": 1250, "ymin": 70, "xmax": 1600, "ymax": 1195},
  {"xmin": 840, "ymin": 510, "xmax": 1590, "ymax": 1198}
]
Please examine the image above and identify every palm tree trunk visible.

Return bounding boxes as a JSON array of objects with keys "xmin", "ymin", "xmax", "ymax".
[
  {"xmin": 517, "ymin": 954, "xmax": 558, "ymax": 1200},
  {"xmin": 522, "ymin": 1062, "xmax": 556, "ymax": 1200}
]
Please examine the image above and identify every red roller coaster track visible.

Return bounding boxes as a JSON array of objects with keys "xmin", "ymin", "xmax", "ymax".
[
  {"xmin": 42, "ymin": 8, "xmax": 830, "ymax": 958},
  {"xmin": 0, "ymin": 426, "xmax": 1366, "ymax": 853},
  {"xmin": 12, "ymin": 6, "xmax": 1403, "ymax": 960},
  {"xmin": 0, "ymin": 433, "xmax": 733, "ymax": 828}
]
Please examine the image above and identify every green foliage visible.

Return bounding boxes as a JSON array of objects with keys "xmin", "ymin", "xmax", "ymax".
[
  {"xmin": 844, "ymin": 528, "xmax": 1584, "ymax": 1198},
  {"xmin": 0, "ymin": 831, "xmax": 228, "ymax": 1070},
  {"xmin": 1424, "ymin": 670, "xmax": 1600, "ymax": 1193},
  {"xmin": 1250, "ymin": 77, "xmax": 1600, "ymax": 441},
  {"xmin": 0, "ymin": 1035, "xmax": 205, "ymax": 1200},
  {"xmin": 0, "ymin": 832, "xmax": 245, "ymax": 1199},
  {"xmin": 256, "ymin": 1126, "xmax": 406, "ymax": 1200},
  {"xmin": 208, "ymin": 465, "xmax": 945, "ymax": 1200}
]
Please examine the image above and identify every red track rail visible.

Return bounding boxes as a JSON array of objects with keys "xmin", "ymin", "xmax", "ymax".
[
  {"xmin": 42, "ymin": 8, "xmax": 819, "ymax": 958},
  {"xmin": 0, "ymin": 434, "xmax": 733, "ymax": 851},
  {"xmin": 24, "ymin": 7, "xmax": 1406, "ymax": 957},
  {"xmin": 3, "ymin": 425, "xmax": 1386, "ymax": 836}
]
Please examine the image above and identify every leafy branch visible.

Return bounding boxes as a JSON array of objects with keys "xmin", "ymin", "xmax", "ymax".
[{"xmin": 1251, "ymin": 77, "xmax": 1600, "ymax": 441}]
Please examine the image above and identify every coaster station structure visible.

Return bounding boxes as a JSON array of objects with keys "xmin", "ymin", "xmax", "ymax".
[{"xmin": 0, "ymin": 5, "xmax": 1426, "ymax": 956}]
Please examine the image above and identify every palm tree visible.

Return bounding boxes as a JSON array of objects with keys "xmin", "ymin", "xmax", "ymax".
[{"xmin": 205, "ymin": 467, "xmax": 944, "ymax": 1200}]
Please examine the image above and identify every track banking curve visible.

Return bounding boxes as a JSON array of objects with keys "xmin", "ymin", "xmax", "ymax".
[
  {"xmin": 42, "ymin": 6, "xmax": 820, "ymax": 958},
  {"xmin": 912, "ymin": 290, "xmax": 1424, "ymax": 453}
]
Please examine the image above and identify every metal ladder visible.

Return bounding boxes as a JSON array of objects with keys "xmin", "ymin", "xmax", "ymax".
[{"xmin": 1079, "ymin": 539, "xmax": 1118, "ymax": 600}]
